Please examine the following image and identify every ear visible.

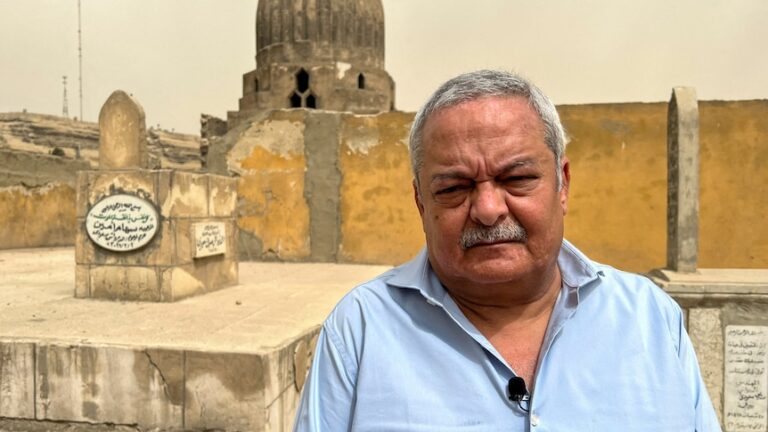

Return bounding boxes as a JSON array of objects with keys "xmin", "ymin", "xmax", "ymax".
[
  {"xmin": 413, "ymin": 179, "xmax": 425, "ymax": 218},
  {"xmin": 559, "ymin": 158, "xmax": 571, "ymax": 215}
]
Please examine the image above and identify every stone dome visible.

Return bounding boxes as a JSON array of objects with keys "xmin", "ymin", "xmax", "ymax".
[
  {"xmin": 255, "ymin": 0, "xmax": 385, "ymax": 69},
  {"xmin": 233, "ymin": 0, "xmax": 394, "ymax": 118}
]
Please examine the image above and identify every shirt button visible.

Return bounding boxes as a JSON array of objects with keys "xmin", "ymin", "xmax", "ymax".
[{"xmin": 530, "ymin": 413, "xmax": 540, "ymax": 427}]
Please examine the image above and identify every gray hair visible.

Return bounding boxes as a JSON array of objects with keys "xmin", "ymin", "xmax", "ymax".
[{"xmin": 409, "ymin": 70, "xmax": 567, "ymax": 190}]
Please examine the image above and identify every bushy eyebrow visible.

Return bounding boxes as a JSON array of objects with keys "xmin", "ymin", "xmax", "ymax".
[
  {"xmin": 497, "ymin": 160, "xmax": 535, "ymax": 174},
  {"xmin": 429, "ymin": 159, "xmax": 536, "ymax": 184}
]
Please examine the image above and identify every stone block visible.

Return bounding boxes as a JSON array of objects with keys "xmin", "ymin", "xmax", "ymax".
[
  {"xmin": 264, "ymin": 331, "xmax": 318, "ymax": 405},
  {"xmin": 36, "ymin": 344, "xmax": 183, "ymax": 428},
  {"xmin": 264, "ymin": 379, "xmax": 300, "ymax": 432},
  {"xmin": 75, "ymin": 171, "xmax": 91, "ymax": 218},
  {"xmin": 88, "ymin": 170, "xmax": 157, "ymax": 207},
  {"xmin": 160, "ymin": 171, "xmax": 208, "ymax": 218},
  {"xmin": 98, "ymin": 90, "xmax": 148, "ymax": 170},
  {"xmin": 193, "ymin": 255, "xmax": 238, "ymax": 292},
  {"xmin": 160, "ymin": 265, "xmax": 205, "ymax": 302},
  {"xmin": 184, "ymin": 351, "xmax": 266, "ymax": 431},
  {"xmin": 173, "ymin": 219, "xmax": 195, "ymax": 265},
  {"xmin": 208, "ymin": 175, "xmax": 237, "ymax": 217},
  {"xmin": 89, "ymin": 266, "xmax": 160, "ymax": 301},
  {"xmin": 260, "ymin": 331, "xmax": 319, "ymax": 431},
  {"xmin": 155, "ymin": 169, "xmax": 172, "ymax": 210},
  {"xmin": 226, "ymin": 219, "xmax": 238, "ymax": 258},
  {"xmin": 74, "ymin": 221, "xmax": 90, "ymax": 264},
  {"xmin": 0, "ymin": 341, "xmax": 35, "ymax": 418},
  {"xmin": 688, "ymin": 308, "xmax": 723, "ymax": 421},
  {"xmin": 74, "ymin": 265, "xmax": 90, "ymax": 298}
]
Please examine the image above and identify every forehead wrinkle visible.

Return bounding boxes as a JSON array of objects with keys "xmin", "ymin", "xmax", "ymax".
[
  {"xmin": 430, "ymin": 171, "xmax": 470, "ymax": 184},
  {"xmin": 497, "ymin": 159, "xmax": 534, "ymax": 172}
]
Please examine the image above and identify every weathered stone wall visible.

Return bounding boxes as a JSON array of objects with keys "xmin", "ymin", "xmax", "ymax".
[
  {"xmin": 0, "ymin": 329, "xmax": 317, "ymax": 431},
  {"xmin": 0, "ymin": 150, "xmax": 89, "ymax": 249},
  {"xmin": 226, "ymin": 100, "xmax": 768, "ymax": 271},
  {"xmin": 0, "ymin": 112, "xmax": 205, "ymax": 250}
]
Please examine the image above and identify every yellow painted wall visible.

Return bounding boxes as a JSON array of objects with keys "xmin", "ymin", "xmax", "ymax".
[
  {"xmin": 0, "ymin": 183, "xmax": 77, "ymax": 249},
  {"xmin": 562, "ymin": 100, "xmax": 768, "ymax": 272},
  {"xmin": 230, "ymin": 101, "xmax": 766, "ymax": 270},
  {"xmin": 230, "ymin": 110, "xmax": 311, "ymax": 260},
  {"xmin": 338, "ymin": 112, "xmax": 424, "ymax": 264},
  {"xmin": 698, "ymin": 101, "xmax": 768, "ymax": 269},
  {"xmin": 561, "ymin": 103, "xmax": 669, "ymax": 272}
]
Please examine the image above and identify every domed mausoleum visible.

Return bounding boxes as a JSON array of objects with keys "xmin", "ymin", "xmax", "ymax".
[{"xmin": 237, "ymin": 0, "xmax": 395, "ymax": 116}]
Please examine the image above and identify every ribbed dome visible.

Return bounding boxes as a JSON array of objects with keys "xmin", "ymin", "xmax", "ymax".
[{"xmin": 255, "ymin": 0, "xmax": 385, "ymax": 68}]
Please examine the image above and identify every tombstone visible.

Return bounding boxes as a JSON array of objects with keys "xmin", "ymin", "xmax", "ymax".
[
  {"xmin": 666, "ymin": 87, "xmax": 699, "ymax": 273},
  {"xmin": 75, "ymin": 90, "xmax": 238, "ymax": 302},
  {"xmin": 650, "ymin": 87, "xmax": 768, "ymax": 429},
  {"xmin": 98, "ymin": 91, "xmax": 148, "ymax": 169}
]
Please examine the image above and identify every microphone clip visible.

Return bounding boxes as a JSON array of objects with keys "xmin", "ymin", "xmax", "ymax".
[{"xmin": 507, "ymin": 376, "xmax": 530, "ymax": 413}]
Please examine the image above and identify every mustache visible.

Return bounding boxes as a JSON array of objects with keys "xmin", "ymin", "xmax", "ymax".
[{"xmin": 460, "ymin": 220, "xmax": 528, "ymax": 250}]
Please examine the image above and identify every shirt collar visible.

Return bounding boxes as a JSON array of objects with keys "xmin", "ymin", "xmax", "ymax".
[{"xmin": 387, "ymin": 239, "xmax": 603, "ymax": 303}]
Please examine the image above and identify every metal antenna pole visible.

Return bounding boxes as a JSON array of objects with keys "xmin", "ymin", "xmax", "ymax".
[
  {"xmin": 77, "ymin": 0, "xmax": 83, "ymax": 121},
  {"xmin": 62, "ymin": 76, "xmax": 69, "ymax": 118}
]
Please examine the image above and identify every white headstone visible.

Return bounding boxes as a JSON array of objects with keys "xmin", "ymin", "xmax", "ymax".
[{"xmin": 85, "ymin": 194, "xmax": 159, "ymax": 252}]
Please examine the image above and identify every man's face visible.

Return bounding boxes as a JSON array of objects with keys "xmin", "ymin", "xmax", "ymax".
[{"xmin": 414, "ymin": 96, "xmax": 570, "ymax": 295}]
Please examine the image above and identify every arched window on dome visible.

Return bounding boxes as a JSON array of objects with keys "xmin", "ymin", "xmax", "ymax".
[
  {"xmin": 357, "ymin": 73, "xmax": 366, "ymax": 90},
  {"xmin": 296, "ymin": 69, "xmax": 310, "ymax": 93},
  {"xmin": 290, "ymin": 92, "xmax": 302, "ymax": 108},
  {"xmin": 254, "ymin": 78, "xmax": 259, "ymax": 92},
  {"xmin": 289, "ymin": 68, "xmax": 317, "ymax": 109}
]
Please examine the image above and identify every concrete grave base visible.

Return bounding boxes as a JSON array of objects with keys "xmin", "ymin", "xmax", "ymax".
[
  {"xmin": 76, "ymin": 170, "xmax": 239, "ymax": 302},
  {"xmin": 0, "ymin": 247, "xmax": 390, "ymax": 431},
  {"xmin": 650, "ymin": 268, "xmax": 768, "ymax": 426}
]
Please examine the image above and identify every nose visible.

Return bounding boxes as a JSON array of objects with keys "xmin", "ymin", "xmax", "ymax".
[{"xmin": 469, "ymin": 182, "xmax": 508, "ymax": 227}]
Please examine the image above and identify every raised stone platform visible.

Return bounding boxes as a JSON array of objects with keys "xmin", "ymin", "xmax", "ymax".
[
  {"xmin": 649, "ymin": 268, "xmax": 768, "ymax": 427},
  {"xmin": 0, "ymin": 247, "xmax": 390, "ymax": 431},
  {"xmin": 650, "ymin": 268, "xmax": 768, "ymax": 299}
]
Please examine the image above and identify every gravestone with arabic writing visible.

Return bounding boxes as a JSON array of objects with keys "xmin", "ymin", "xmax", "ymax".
[
  {"xmin": 74, "ymin": 90, "xmax": 238, "ymax": 302},
  {"xmin": 649, "ymin": 87, "xmax": 768, "ymax": 429}
]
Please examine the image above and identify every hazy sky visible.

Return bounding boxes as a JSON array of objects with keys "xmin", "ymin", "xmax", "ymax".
[{"xmin": 1, "ymin": 0, "xmax": 766, "ymax": 134}]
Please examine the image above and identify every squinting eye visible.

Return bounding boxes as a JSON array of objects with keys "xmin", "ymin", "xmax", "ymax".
[
  {"xmin": 503, "ymin": 176, "xmax": 536, "ymax": 184},
  {"xmin": 436, "ymin": 185, "xmax": 464, "ymax": 195}
]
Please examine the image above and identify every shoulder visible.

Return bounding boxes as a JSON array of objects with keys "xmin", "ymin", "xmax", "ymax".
[
  {"xmin": 322, "ymin": 262, "xmax": 417, "ymax": 342},
  {"xmin": 561, "ymin": 240, "xmax": 682, "ymax": 320},
  {"xmin": 596, "ymin": 263, "xmax": 682, "ymax": 314},
  {"xmin": 590, "ymin": 261, "xmax": 685, "ymax": 351},
  {"xmin": 324, "ymin": 249, "xmax": 433, "ymax": 333}
]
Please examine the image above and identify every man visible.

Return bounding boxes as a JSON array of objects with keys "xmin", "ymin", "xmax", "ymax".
[{"xmin": 294, "ymin": 70, "xmax": 720, "ymax": 431}]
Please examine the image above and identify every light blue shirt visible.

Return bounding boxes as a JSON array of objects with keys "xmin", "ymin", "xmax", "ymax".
[{"xmin": 294, "ymin": 240, "xmax": 720, "ymax": 431}]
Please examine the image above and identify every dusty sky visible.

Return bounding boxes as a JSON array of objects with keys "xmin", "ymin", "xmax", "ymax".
[{"xmin": 1, "ymin": 0, "xmax": 766, "ymax": 134}]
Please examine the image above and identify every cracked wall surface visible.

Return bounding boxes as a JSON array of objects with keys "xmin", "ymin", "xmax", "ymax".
[{"xmin": 0, "ymin": 330, "xmax": 320, "ymax": 431}]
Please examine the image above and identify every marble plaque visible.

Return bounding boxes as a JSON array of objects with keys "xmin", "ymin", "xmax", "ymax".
[
  {"xmin": 85, "ymin": 194, "xmax": 159, "ymax": 252},
  {"xmin": 725, "ymin": 325, "xmax": 768, "ymax": 432},
  {"xmin": 193, "ymin": 222, "xmax": 226, "ymax": 258}
]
